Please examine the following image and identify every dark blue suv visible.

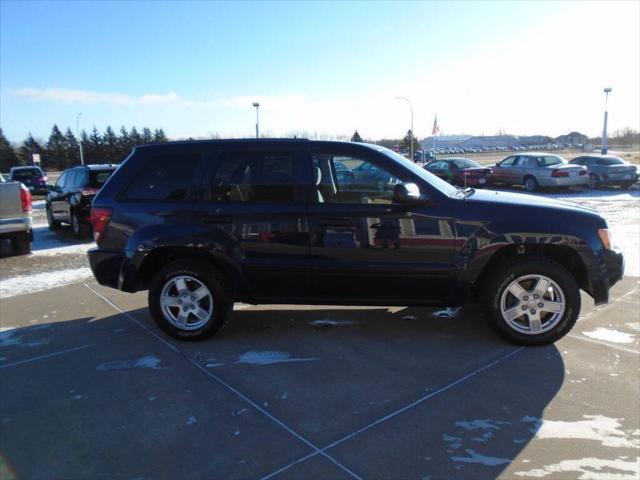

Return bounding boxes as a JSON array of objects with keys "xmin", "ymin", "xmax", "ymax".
[{"xmin": 88, "ymin": 139, "xmax": 623, "ymax": 345}]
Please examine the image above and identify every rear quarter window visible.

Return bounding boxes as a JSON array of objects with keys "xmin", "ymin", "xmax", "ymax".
[{"xmin": 125, "ymin": 153, "xmax": 199, "ymax": 201}]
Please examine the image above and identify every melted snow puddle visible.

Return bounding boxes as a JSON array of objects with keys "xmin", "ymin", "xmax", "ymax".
[
  {"xmin": 235, "ymin": 350, "xmax": 320, "ymax": 366},
  {"xmin": 432, "ymin": 307, "xmax": 461, "ymax": 319},
  {"xmin": 97, "ymin": 355, "xmax": 164, "ymax": 371},
  {"xmin": 0, "ymin": 267, "xmax": 93, "ymax": 299},
  {"xmin": 523, "ymin": 415, "xmax": 640, "ymax": 449},
  {"xmin": 514, "ymin": 457, "xmax": 640, "ymax": 479},
  {"xmin": 0, "ymin": 324, "xmax": 51, "ymax": 348},
  {"xmin": 582, "ymin": 328, "xmax": 636, "ymax": 344}
]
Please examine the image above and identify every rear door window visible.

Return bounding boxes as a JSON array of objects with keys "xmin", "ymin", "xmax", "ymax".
[
  {"xmin": 209, "ymin": 151, "xmax": 295, "ymax": 203},
  {"xmin": 89, "ymin": 170, "xmax": 115, "ymax": 188},
  {"xmin": 125, "ymin": 153, "xmax": 200, "ymax": 201}
]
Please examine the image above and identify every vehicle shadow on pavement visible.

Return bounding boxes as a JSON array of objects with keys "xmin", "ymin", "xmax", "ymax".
[{"xmin": 0, "ymin": 305, "xmax": 565, "ymax": 479}]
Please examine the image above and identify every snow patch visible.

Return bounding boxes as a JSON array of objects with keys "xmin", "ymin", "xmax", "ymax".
[
  {"xmin": 514, "ymin": 457, "xmax": 640, "ymax": 479},
  {"xmin": 0, "ymin": 267, "xmax": 93, "ymax": 299},
  {"xmin": 96, "ymin": 355, "xmax": 165, "ymax": 371},
  {"xmin": 455, "ymin": 419, "xmax": 508, "ymax": 431},
  {"xmin": 186, "ymin": 416, "xmax": 197, "ymax": 425},
  {"xmin": 432, "ymin": 307, "xmax": 461, "ymax": 319},
  {"xmin": 583, "ymin": 328, "xmax": 636, "ymax": 344},
  {"xmin": 522, "ymin": 415, "xmax": 640, "ymax": 449},
  {"xmin": 235, "ymin": 350, "xmax": 320, "ymax": 366},
  {"xmin": 451, "ymin": 449, "xmax": 510, "ymax": 466},
  {"xmin": 625, "ymin": 322, "xmax": 640, "ymax": 332}
]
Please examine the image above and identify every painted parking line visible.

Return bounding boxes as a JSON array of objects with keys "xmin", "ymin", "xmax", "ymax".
[
  {"xmin": 260, "ymin": 346, "xmax": 525, "ymax": 480},
  {"xmin": 83, "ymin": 283, "xmax": 363, "ymax": 480},
  {"xmin": 0, "ymin": 344, "xmax": 90, "ymax": 369}
]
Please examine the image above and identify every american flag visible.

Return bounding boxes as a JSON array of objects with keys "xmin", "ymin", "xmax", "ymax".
[{"xmin": 432, "ymin": 115, "xmax": 439, "ymax": 135}]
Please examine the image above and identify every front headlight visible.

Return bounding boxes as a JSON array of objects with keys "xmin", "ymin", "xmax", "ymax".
[{"xmin": 598, "ymin": 228, "xmax": 612, "ymax": 250}]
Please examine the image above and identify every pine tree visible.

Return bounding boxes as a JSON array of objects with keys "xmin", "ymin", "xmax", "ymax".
[
  {"xmin": 103, "ymin": 126, "xmax": 119, "ymax": 163},
  {"xmin": 0, "ymin": 128, "xmax": 20, "ymax": 172},
  {"xmin": 46, "ymin": 125, "xmax": 67, "ymax": 170},
  {"xmin": 63, "ymin": 128, "xmax": 80, "ymax": 167},
  {"xmin": 88, "ymin": 127, "xmax": 103, "ymax": 164},
  {"xmin": 152, "ymin": 128, "xmax": 168, "ymax": 143},
  {"xmin": 129, "ymin": 126, "xmax": 143, "ymax": 147},
  {"xmin": 118, "ymin": 126, "xmax": 131, "ymax": 158},
  {"xmin": 400, "ymin": 130, "xmax": 420, "ymax": 155},
  {"xmin": 351, "ymin": 130, "xmax": 363, "ymax": 142},
  {"xmin": 18, "ymin": 134, "xmax": 43, "ymax": 167},
  {"xmin": 142, "ymin": 127, "xmax": 153, "ymax": 144}
]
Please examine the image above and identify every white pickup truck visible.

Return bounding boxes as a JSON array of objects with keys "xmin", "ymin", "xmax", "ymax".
[{"xmin": 0, "ymin": 173, "xmax": 33, "ymax": 255}]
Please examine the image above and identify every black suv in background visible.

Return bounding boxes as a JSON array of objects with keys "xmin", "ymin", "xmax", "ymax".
[
  {"xmin": 88, "ymin": 140, "xmax": 623, "ymax": 345},
  {"xmin": 46, "ymin": 164, "xmax": 118, "ymax": 238},
  {"xmin": 9, "ymin": 166, "xmax": 49, "ymax": 195}
]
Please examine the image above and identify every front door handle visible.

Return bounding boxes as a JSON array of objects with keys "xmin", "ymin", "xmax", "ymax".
[{"xmin": 203, "ymin": 216, "xmax": 232, "ymax": 224}]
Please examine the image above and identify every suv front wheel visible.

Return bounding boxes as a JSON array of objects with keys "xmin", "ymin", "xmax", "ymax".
[
  {"xmin": 148, "ymin": 260, "xmax": 233, "ymax": 340},
  {"xmin": 483, "ymin": 256, "xmax": 580, "ymax": 345}
]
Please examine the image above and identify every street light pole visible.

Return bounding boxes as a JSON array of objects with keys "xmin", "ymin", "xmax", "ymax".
[
  {"xmin": 252, "ymin": 102, "xmax": 260, "ymax": 138},
  {"xmin": 76, "ymin": 113, "xmax": 85, "ymax": 165},
  {"xmin": 601, "ymin": 88, "xmax": 612, "ymax": 155},
  {"xmin": 396, "ymin": 96, "xmax": 414, "ymax": 161}
]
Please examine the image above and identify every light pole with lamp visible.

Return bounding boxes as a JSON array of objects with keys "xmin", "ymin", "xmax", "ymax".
[
  {"xmin": 395, "ymin": 96, "xmax": 414, "ymax": 161},
  {"xmin": 601, "ymin": 87, "xmax": 612, "ymax": 155},
  {"xmin": 252, "ymin": 102, "xmax": 260, "ymax": 139},
  {"xmin": 76, "ymin": 113, "xmax": 85, "ymax": 165}
]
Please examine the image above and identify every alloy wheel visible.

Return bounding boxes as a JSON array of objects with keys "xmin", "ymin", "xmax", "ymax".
[
  {"xmin": 499, "ymin": 274, "xmax": 565, "ymax": 335},
  {"xmin": 160, "ymin": 275, "xmax": 214, "ymax": 330}
]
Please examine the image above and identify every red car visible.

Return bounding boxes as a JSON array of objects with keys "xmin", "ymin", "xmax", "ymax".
[{"xmin": 424, "ymin": 158, "xmax": 492, "ymax": 187}]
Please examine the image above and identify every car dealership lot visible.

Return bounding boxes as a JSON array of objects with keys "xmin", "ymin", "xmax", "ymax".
[{"xmin": 1, "ymin": 186, "xmax": 639, "ymax": 479}]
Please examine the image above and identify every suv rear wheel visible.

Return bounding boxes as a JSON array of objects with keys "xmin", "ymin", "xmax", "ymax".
[
  {"xmin": 46, "ymin": 206, "xmax": 61, "ymax": 230},
  {"xmin": 483, "ymin": 256, "xmax": 580, "ymax": 345},
  {"xmin": 148, "ymin": 260, "xmax": 232, "ymax": 340},
  {"xmin": 71, "ymin": 211, "xmax": 90, "ymax": 239}
]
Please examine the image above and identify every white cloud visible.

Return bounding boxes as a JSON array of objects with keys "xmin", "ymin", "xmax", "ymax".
[{"xmin": 12, "ymin": 87, "xmax": 180, "ymax": 106}]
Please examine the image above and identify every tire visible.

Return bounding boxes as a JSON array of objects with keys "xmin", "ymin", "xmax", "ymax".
[
  {"xmin": 11, "ymin": 232, "xmax": 31, "ymax": 256},
  {"xmin": 482, "ymin": 256, "xmax": 580, "ymax": 345},
  {"xmin": 524, "ymin": 176, "xmax": 538, "ymax": 192},
  {"xmin": 621, "ymin": 183, "xmax": 634, "ymax": 190},
  {"xmin": 71, "ymin": 211, "xmax": 90, "ymax": 239},
  {"xmin": 588, "ymin": 173, "xmax": 600, "ymax": 189},
  {"xmin": 148, "ymin": 260, "xmax": 233, "ymax": 340},
  {"xmin": 46, "ymin": 206, "xmax": 61, "ymax": 230}
]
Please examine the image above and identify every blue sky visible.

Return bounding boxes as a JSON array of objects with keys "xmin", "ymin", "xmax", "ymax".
[{"xmin": 1, "ymin": 1, "xmax": 638, "ymax": 142}]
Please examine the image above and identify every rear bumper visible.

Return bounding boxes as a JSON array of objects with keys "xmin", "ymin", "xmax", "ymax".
[
  {"xmin": 539, "ymin": 176, "xmax": 589, "ymax": 187},
  {"xmin": 0, "ymin": 217, "xmax": 32, "ymax": 238},
  {"xmin": 88, "ymin": 248, "xmax": 139, "ymax": 292}
]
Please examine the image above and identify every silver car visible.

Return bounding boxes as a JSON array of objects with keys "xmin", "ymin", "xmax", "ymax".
[{"xmin": 492, "ymin": 153, "xmax": 588, "ymax": 192}]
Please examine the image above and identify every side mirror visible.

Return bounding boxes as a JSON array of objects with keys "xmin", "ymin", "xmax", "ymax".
[{"xmin": 393, "ymin": 182, "xmax": 425, "ymax": 204}]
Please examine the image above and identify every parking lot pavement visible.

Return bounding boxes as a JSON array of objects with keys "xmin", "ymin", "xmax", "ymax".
[{"xmin": 1, "ymin": 277, "xmax": 638, "ymax": 479}]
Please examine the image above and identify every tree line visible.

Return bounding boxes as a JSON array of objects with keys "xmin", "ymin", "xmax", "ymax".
[{"xmin": 0, "ymin": 125, "xmax": 168, "ymax": 172}]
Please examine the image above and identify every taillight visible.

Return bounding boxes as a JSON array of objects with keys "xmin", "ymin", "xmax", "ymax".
[
  {"xmin": 81, "ymin": 187, "xmax": 100, "ymax": 196},
  {"xmin": 551, "ymin": 170, "xmax": 569, "ymax": 177},
  {"xmin": 90, "ymin": 207, "xmax": 112, "ymax": 245},
  {"xmin": 20, "ymin": 185, "xmax": 32, "ymax": 213}
]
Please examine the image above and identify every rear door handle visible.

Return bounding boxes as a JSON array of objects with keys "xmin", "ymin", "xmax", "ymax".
[{"xmin": 318, "ymin": 218, "xmax": 351, "ymax": 228}]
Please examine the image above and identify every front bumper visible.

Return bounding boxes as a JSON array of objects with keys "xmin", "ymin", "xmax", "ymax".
[{"xmin": 589, "ymin": 248, "xmax": 624, "ymax": 305}]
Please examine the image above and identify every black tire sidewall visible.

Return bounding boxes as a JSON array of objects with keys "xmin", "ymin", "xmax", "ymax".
[
  {"xmin": 524, "ymin": 177, "xmax": 537, "ymax": 192},
  {"xmin": 484, "ymin": 258, "xmax": 580, "ymax": 345},
  {"xmin": 148, "ymin": 261, "xmax": 231, "ymax": 340}
]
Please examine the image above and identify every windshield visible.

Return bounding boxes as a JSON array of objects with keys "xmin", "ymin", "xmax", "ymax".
[
  {"xmin": 452, "ymin": 159, "xmax": 481, "ymax": 169},
  {"xmin": 12, "ymin": 168, "xmax": 43, "ymax": 179},
  {"xmin": 538, "ymin": 155, "xmax": 564, "ymax": 167},
  {"xmin": 367, "ymin": 144, "xmax": 460, "ymax": 197},
  {"xmin": 597, "ymin": 157, "xmax": 624, "ymax": 165}
]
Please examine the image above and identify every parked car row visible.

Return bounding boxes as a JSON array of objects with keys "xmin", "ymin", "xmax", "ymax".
[
  {"xmin": 428, "ymin": 143, "xmax": 565, "ymax": 156},
  {"xmin": 423, "ymin": 153, "xmax": 638, "ymax": 192}
]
